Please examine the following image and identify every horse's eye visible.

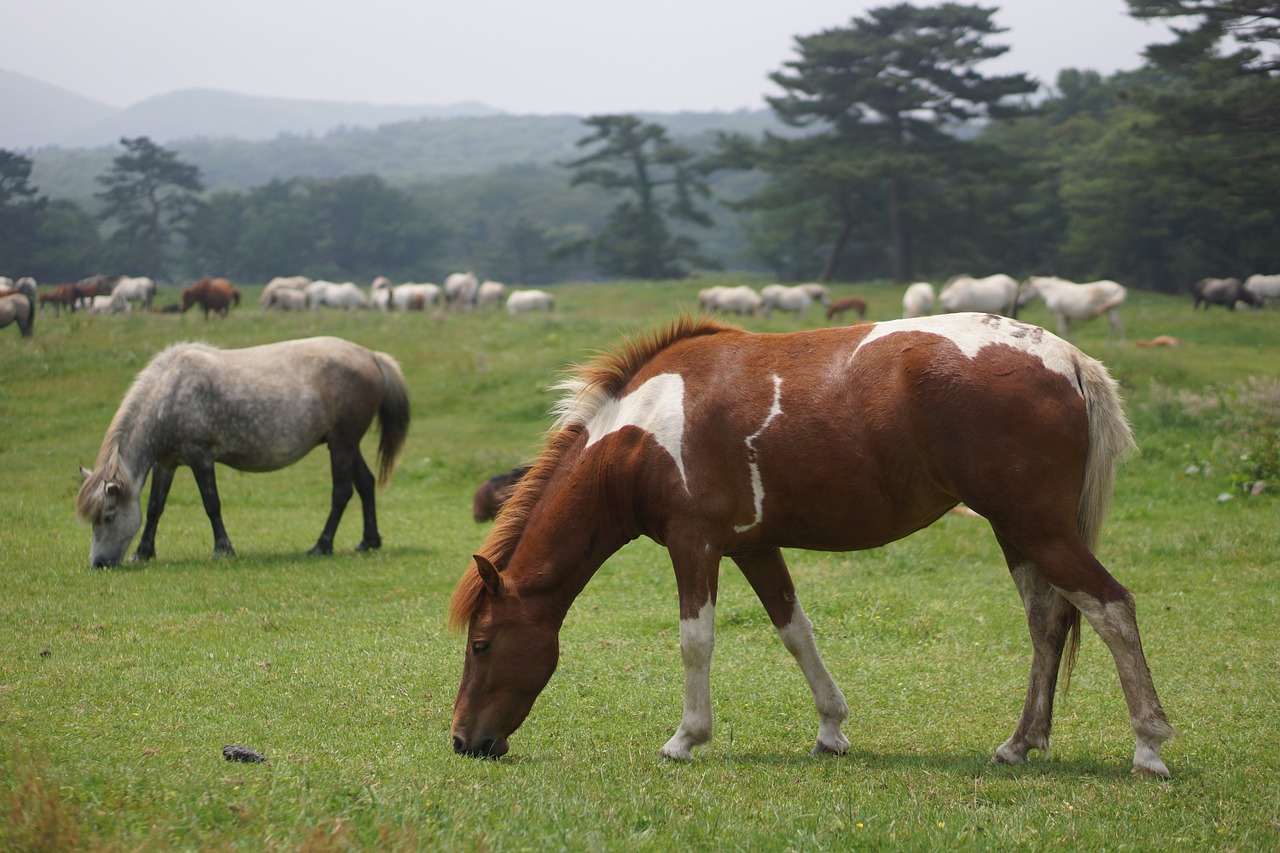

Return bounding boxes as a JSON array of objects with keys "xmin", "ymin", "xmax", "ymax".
[
  {"xmin": 103, "ymin": 512, "xmax": 115, "ymax": 524},
  {"xmin": 471, "ymin": 640, "xmax": 490, "ymax": 654}
]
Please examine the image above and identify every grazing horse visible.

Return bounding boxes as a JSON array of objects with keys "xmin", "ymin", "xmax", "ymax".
[
  {"xmin": 698, "ymin": 285, "xmax": 761, "ymax": 316},
  {"xmin": 472, "ymin": 466, "xmax": 532, "ymax": 522},
  {"xmin": 0, "ymin": 292, "xmax": 34, "ymax": 337},
  {"xmin": 76, "ymin": 337, "xmax": 410, "ymax": 567},
  {"xmin": 260, "ymin": 275, "xmax": 311, "ymax": 308},
  {"xmin": 825, "ymin": 295, "xmax": 867, "ymax": 322},
  {"xmin": 1018, "ymin": 276, "xmax": 1127, "ymax": 343},
  {"xmin": 444, "ymin": 272, "xmax": 480, "ymax": 310},
  {"xmin": 938, "ymin": 274, "xmax": 1019, "ymax": 316},
  {"xmin": 181, "ymin": 277, "xmax": 240, "ymax": 318},
  {"xmin": 902, "ymin": 282, "xmax": 935, "ymax": 318},
  {"xmin": 477, "ymin": 280, "xmax": 507, "ymax": 310},
  {"xmin": 306, "ymin": 280, "xmax": 369, "ymax": 310},
  {"xmin": 111, "ymin": 276, "xmax": 156, "ymax": 310},
  {"xmin": 1192, "ymin": 277, "xmax": 1260, "ymax": 311},
  {"xmin": 506, "ymin": 289, "xmax": 555, "ymax": 315},
  {"xmin": 448, "ymin": 313, "xmax": 1174, "ymax": 777},
  {"xmin": 760, "ymin": 284, "xmax": 815, "ymax": 319},
  {"xmin": 1244, "ymin": 274, "xmax": 1280, "ymax": 306}
]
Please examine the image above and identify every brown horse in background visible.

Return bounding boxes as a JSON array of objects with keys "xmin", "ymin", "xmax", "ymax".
[
  {"xmin": 448, "ymin": 313, "xmax": 1174, "ymax": 777},
  {"xmin": 825, "ymin": 295, "xmax": 867, "ymax": 322},
  {"xmin": 181, "ymin": 277, "xmax": 241, "ymax": 318},
  {"xmin": 471, "ymin": 466, "xmax": 531, "ymax": 522}
]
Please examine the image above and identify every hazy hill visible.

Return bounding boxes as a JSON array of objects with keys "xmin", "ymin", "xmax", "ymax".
[
  {"xmin": 63, "ymin": 88, "xmax": 502, "ymax": 147},
  {"xmin": 30, "ymin": 110, "xmax": 785, "ymax": 201},
  {"xmin": 0, "ymin": 68, "xmax": 118, "ymax": 149}
]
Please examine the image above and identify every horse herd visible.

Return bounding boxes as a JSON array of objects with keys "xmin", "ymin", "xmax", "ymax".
[{"xmin": 261, "ymin": 273, "xmax": 555, "ymax": 316}]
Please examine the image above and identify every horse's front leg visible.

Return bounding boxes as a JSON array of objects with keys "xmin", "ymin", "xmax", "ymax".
[
  {"xmin": 133, "ymin": 463, "xmax": 176, "ymax": 562},
  {"xmin": 660, "ymin": 545, "xmax": 721, "ymax": 760},
  {"xmin": 733, "ymin": 548, "xmax": 849, "ymax": 756},
  {"xmin": 189, "ymin": 458, "xmax": 235, "ymax": 557}
]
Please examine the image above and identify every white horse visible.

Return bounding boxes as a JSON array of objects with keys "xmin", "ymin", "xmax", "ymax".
[
  {"xmin": 391, "ymin": 283, "xmax": 441, "ymax": 311},
  {"xmin": 1245, "ymin": 274, "xmax": 1280, "ymax": 306},
  {"xmin": 306, "ymin": 280, "xmax": 369, "ymax": 310},
  {"xmin": 444, "ymin": 272, "xmax": 479, "ymax": 310},
  {"xmin": 938, "ymin": 274, "xmax": 1018, "ymax": 316},
  {"xmin": 795, "ymin": 283, "xmax": 832, "ymax": 306},
  {"xmin": 477, "ymin": 280, "xmax": 507, "ymax": 310},
  {"xmin": 506, "ymin": 289, "xmax": 555, "ymax": 315},
  {"xmin": 698, "ymin": 285, "xmax": 761, "ymax": 316},
  {"xmin": 111, "ymin": 276, "xmax": 156, "ymax": 310},
  {"xmin": 902, "ymin": 282, "xmax": 935, "ymax": 318},
  {"xmin": 265, "ymin": 289, "xmax": 307, "ymax": 311},
  {"xmin": 1019, "ymin": 275, "xmax": 1127, "ymax": 343},
  {"xmin": 260, "ymin": 275, "xmax": 311, "ymax": 308},
  {"xmin": 0, "ymin": 292, "xmax": 34, "ymax": 337},
  {"xmin": 760, "ymin": 284, "xmax": 815, "ymax": 319},
  {"xmin": 91, "ymin": 294, "xmax": 131, "ymax": 314}
]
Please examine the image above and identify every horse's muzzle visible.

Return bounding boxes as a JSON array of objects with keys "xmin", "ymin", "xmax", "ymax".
[{"xmin": 452, "ymin": 734, "xmax": 509, "ymax": 759}]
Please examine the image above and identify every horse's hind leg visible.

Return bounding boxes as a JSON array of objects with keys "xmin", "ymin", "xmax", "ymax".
[
  {"xmin": 993, "ymin": 537, "xmax": 1077, "ymax": 765},
  {"xmin": 190, "ymin": 458, "xmax": 235, "ymax": 557},
  {"xmin": 352, "ymin": 450, "xmax": 381, "ymax": 551},
  {"xmin": 310, "ymin": 443, "xmax": 357, "ymax": 556},
  {"xmin": 1015, "ymin": 535, "xmax": 1173, "ymax": 776},
  {"xmin": 733, "ymin": 548, "xmax": 849, "ymax": 756}
]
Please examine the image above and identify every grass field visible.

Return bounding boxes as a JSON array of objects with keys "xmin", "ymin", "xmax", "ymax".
[{"xmin": 2, "ymin": 279, "xmax": 1278, "ymax": 851}]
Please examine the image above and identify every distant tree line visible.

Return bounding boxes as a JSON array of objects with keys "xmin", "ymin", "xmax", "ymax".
[{"xmin": 2, "ymin": 0, "xmax": 1276, "ymax": 291}]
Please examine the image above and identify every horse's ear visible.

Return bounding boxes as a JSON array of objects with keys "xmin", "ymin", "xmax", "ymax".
[
  {"xmin": 78, "ymin": 466, "xmax": 92, "ymax": 481},
  {"xmin": 473, "ymin": 554, "xmax": 504, "ymax": 596}
]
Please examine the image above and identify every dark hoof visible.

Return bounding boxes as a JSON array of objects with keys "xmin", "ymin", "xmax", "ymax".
[
  {"xmin": 812, "ymin": 741, "xmax": 848, "ymax": 756},
  {"xmin": 129, "ymin": 550, "xmax": 154, "ymax": 563},
  {"xmin": 212, "ymin": 546, "xmax": 237, "ymax": 558},
  {"xmin": 355, "ymin": 538, "xmax": 382, "ymax": 552},
  {"xmin": 307, "ymin": 544, "xmax": 333, "ymax": 556}
]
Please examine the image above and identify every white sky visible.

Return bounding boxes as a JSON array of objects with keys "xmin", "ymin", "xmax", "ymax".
[{"xmin": 4, "ymin": 0, "xmax": 1172, "ymax": 113}]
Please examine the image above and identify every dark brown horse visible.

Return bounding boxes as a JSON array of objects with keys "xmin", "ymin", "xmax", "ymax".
[
  {"xmin": 471, "ymin": 466, "xmax": 531, "ymax": 522},
  {"xmin": 181, "ymin": 277, "xmax": 241, "ymax": 318},
  {"xmin": 449, "ymin": 313, "xmax": 1174, "ymax": 776},
  {"xmin": 1192, "ymin": 277, "xmax": 1260, "ymax": 311}
]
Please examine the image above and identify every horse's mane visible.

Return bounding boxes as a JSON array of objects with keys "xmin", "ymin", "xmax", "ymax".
[
  {"xmin": 75, "ymin": 342, "xmax": 210, "ymax": 523},
  {"xmin": 447, "ymin": 313, "xmax": 734, "ymax": 631}
]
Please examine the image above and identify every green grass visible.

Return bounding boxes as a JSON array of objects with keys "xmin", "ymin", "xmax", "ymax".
[{"xmin": 2, "ymin": 281, "xmax": 1278, "ymax": 850}]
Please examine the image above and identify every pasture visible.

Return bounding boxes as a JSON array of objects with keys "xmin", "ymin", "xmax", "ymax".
[{"xmin": 2, "ymin": 279, "xmax": 1278, "ymax": 850}]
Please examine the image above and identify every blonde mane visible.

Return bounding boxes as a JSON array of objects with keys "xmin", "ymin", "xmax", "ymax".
[
  {"xmin": 447, "ymin": 314, "xmax": 734, "ymax": 631},
  {"xmin": 75, "ymin": 343, "xmax": 206, "ymax": 523}
]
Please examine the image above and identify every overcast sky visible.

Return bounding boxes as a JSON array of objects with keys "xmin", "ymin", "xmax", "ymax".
[{"xmin": 4, "ymin": 0, "xmax": 1172, "ymax": 114}]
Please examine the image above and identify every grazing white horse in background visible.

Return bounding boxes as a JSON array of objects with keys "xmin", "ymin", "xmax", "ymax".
[
  {"xmin": 506, "ymin": 289, "xmax": 555, "ymax": 315},
  {"xmin": 111, "ymin": 276, "xmax": 156, "ymax": 310},
  {"xmin": 795, "ymin": 283, "xmax": 832, "ymax": 307},
  {"xmin": 938, "ymin": 274, "xmax": 1018, "ymax": 316},
  {"xmin": 91, "ymin": 294, "xmax": 131, "ymax": 314},
  {"xmin": 306, "ymin": 280, "xmax": 368, "ymax": 310},
  {"xmin": 1019, "ymin": 275, "xmax": 1127, "ymax": 343},
  {"xmin": 760, "ymin": 284, "xmax": 815, "ymax": 319},
  {"xmin": 698, "ymin": 285, "xmax": 762, "ymax": 316},
  {"xmin": 477, "ymin": 280, "xmax": 507, "ymax": 310},
  {"xmin": 390, "ymin": 283, "xmax": 441, "ymax": 311},
  {"xmin": 1245, "ymin": 274, "xmax": 1280, "ymax": 306},
  {"xmin": 902, "ymin": 282, "xmax": 936, "ymax": 318},
  {"xmin": 445, "ymin": 272, "xmax": 479, "ymax": 310},
  {"xmin": 265, "ymin": 289, "xmax": 307, "ymax": 311},
  {"xmin": 260, "ymin": 275, "xmax": 311, "ymax": 308}
]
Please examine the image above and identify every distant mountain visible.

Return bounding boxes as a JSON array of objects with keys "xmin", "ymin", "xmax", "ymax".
[
  {"xmin": 0, "ymin": 68, "xmax": 119, "ymax": 149},
  {"xmin": 63, "ymin": 88, "xmax": 503, "ymax": 147},
  {"xmin": 30, "ymin": 110, "xmax": 787, "ymax": 201}
]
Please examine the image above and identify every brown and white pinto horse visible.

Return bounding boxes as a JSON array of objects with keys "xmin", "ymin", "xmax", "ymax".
[{"xmin": 449, "ymin": 313, "xmax": 1174, "ymax": 776}]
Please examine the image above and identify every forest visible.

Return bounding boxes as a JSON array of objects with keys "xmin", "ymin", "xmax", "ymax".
[{"xmin": 2, "ymin": 1, "xmax": 1277, "ymax": 292}]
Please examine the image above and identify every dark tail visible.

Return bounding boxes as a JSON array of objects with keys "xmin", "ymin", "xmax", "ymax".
[{"xmin": 372, "ymin": 352, "xmax": 411, "ymax": 486}]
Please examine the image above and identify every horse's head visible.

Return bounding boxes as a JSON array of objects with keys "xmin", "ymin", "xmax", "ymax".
[
  {"xmin": 76, "ymin": 464, "xmax": 142, "ymax": 568},
  {"xmin": 1016, "ymin": 276, "xmax": 1042, "ymax": 308},
  {"xmin": 450, "ymin": 554, "xmax": 560, "ymax": 758}
]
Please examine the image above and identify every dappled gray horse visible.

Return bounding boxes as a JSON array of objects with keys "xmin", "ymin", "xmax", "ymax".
[{"xmin": 77, "ymin": 337, "xmax": 410, "ymax": 566}]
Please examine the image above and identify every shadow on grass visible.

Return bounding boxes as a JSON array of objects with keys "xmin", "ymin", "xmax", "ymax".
[{"xmin": 95, "ymin": 544, "xmax": 446, "ymax": 573}]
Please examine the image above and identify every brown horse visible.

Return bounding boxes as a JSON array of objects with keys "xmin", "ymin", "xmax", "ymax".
[
  {"xmin": 825, "ymin": 295, "xmax": 867, "ymax": 322},
  {"xmin": 471, "ymin": 466, "xmax": 531, "ymax": 522},
  {"xmin": 181, "ymin": 277, "xmax": 241, "ymax": 318},
  {"xmin": 448, "ymin": 313, "xmax": 1174, "ymax": 776}
]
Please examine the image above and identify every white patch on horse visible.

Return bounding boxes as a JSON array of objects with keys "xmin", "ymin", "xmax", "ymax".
[
  {"xmin": 734, "ymin": 374, "xmax": 784, "ymax": 533},
  {"xmin": 851, "ymin": 314, "xmax": 1082, "ymax": 394},
  {"xmin": 660, "ymin": 601, "xmax": 716, "ymax": 760},
  {"xmin": 584, "ymin": 372, "xmax": 688, "ymax": 486}
]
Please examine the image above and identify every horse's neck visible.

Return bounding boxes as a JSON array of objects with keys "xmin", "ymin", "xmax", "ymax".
[{"xmin": 107, "ymin": 395, "xmax": 163, "ymax": 486}]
